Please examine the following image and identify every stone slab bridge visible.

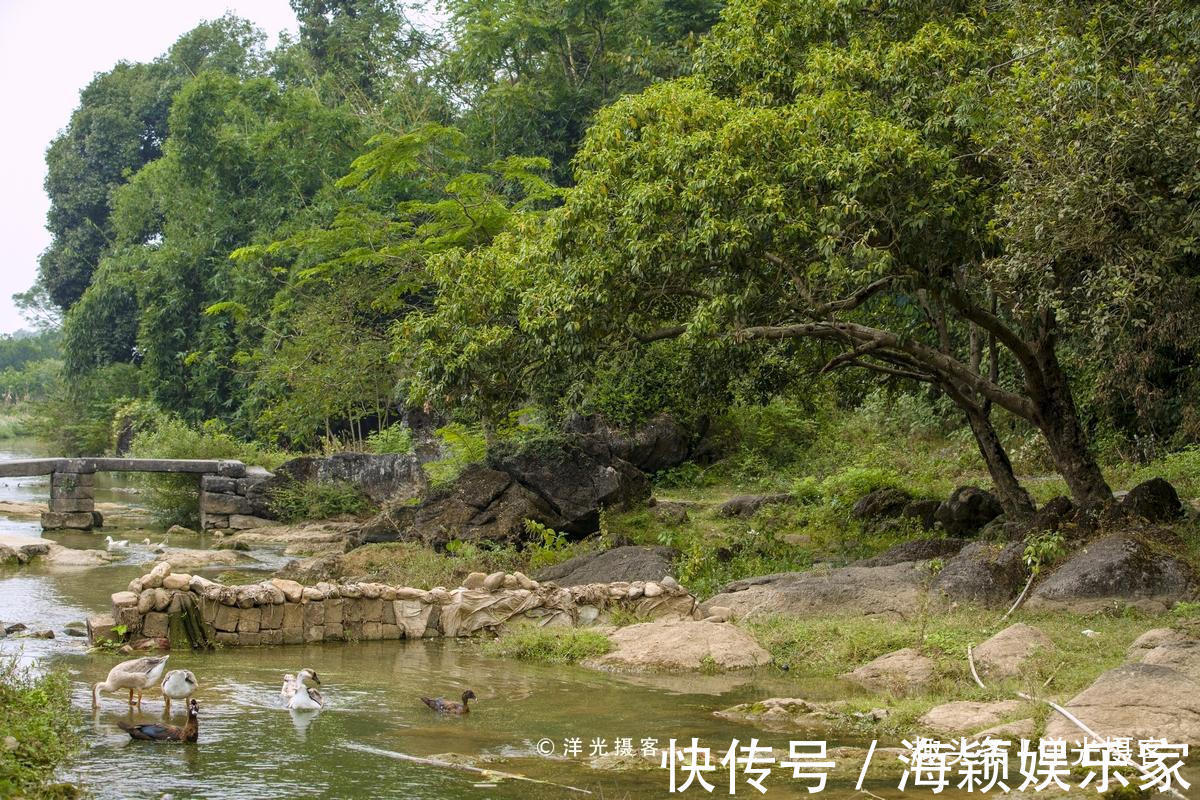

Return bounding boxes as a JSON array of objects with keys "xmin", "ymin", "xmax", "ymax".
[{"xmin": 0, "ymin": 457, "xmax": 267, "ymax": 532}]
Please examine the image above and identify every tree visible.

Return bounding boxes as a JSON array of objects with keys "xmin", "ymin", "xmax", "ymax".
[
  {"xmin": 37, "ymin": 15, "xmax": 268, "ymax": 309},
  {"xmin": 440, "ymin": 0, "xmax": 722, "ymax": 181},
  {"xmin": 410, "ymin": 0, "xmax": 1200, "ymax": 512}
]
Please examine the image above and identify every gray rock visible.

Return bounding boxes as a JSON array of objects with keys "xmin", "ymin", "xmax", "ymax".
[
  {"xmin": 918, "ymin": 700, "xmax": 1026, "ymax": 735},
  {"xmin": 651, "ymin": 501, "xmax": 690, "ymax": 525},
  {"xmin": 843, "ymin": 648, "xmax": 936, "ymax": 694},
  {"xmin": 535, "ymin": 546, "xmax": 676, "ymax": 587},
  {"xmin": 973, "ymin": 623, "xmax": 1054, "ymax": 679},
  {"xmin": 267, "ymin": 452, "xmax": 429, "ymax": 505},
  {"xmin": 901, "ymin": 500, "xmax": 942, "ymax": 531},
  {"xmin": 936, "ymin": 486, "xmax": 1003, "ymax": 536},
  {"xmin": 855, "ymin": 538, "xmax": 965, "ymax": 568},
  {"xmin": 1026, "ymin": 534, "xmax": 1198, "ymax": 613},
  {"xmin": 931, "ymin": 541, "xmax": 1025, "ymax": 605},
  {"xmin": 702, "ymin": 561, "xmax": 933, "ymax": 620},
  {"xmin": 1044, "ymin": 663, "xmax": 1200, "ymax": 743},
  {"xmin": 718, "ymin": 493, "xmax": 792, "ymax": 518},
  {"xmin": 1121, "ymin": 478, "xmax": 1183, "ymax": 523},
  {"xmin": 565, "ymin": 413, "xmax": 693, "ymax": 473}
]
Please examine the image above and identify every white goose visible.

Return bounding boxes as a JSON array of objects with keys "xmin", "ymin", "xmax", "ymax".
[
  {"xmin": 104, "ymin": 536, "xmax": 129, "ymax": 551},
  {"xmin": 160, "ymin": 669, "xmax": 198, "ymax": 714},
  {"xmin": 93, "ymin": 655, "xmax": 169, "ymax": 707},
  {"xmin": 281, "ymin": 668, "xmax": 323, "ymax": 711}
]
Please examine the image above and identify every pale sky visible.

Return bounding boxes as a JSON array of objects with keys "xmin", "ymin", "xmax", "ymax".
[{"xmin": 0, "ymin": 0, "xmax": 301, "ymax": 334}]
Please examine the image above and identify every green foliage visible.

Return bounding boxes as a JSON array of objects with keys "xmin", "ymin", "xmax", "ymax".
[
  {"xmin": 366, "ymin": 423, "xmax": 414, "ymax": 455},
  {"xmin": 0, "ymin": 659, "xmax": 80, "ymax": 799},
  {"xmin": 482, "ymin": 626, "xmax": 612, "ymax": 664},
  {"xmin": 522, "ymin": 519, "xmax": 572, "ymax": 570},
  {"xmin": 268, "ymin": 479, "xmax": 374, "ymax": 522},
  {"xmin": 129, "ymin": 415, "xmax": 286, "ymax": 526},
  {"xmin": 423, "ymin": 423, "xmax": 489, "ymax": 488},
  {"xmin": 29, "ymin": 362, "xmax": 143, "ymax": 456},
  {"xmin": 1022, "ymin": 531, "xmax": 1068, "ymax": 577}
]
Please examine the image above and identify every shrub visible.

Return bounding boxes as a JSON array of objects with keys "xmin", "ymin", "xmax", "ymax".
[
  {"xmin": 423, "ymin": 422, "xmax": 488, "ymax": 488},
  {"xmin": 130, "ymin": 416, "xmax": 288, "ymax": 526},
  {"xmin": 483, "ymin": 626, "xmax": 612, "ymax": 664},
  {"xmin": 0, "ymin": 659, "xmax": 79, "ymax": 799},
  {"xmin": 269, "ymin": 480, "xmax": 374, "ymax": 522},
  {"xmin": 366, "ymin": 423, "xmax": 414, "ymax": 455}
]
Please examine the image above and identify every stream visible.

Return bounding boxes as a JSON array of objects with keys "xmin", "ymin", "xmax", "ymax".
[{"xmin": 0, "ymin": 438, "xmax": 959, "ymax": 799}]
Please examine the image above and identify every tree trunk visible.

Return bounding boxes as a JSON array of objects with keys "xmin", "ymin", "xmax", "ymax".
[
  {"xmin": 1031, "ymin": 349, "xmax": 1113, "ymax": 509},
  {"xmin": 963, "ymin": 404, "xmax": 1035, "ymax": 517}
]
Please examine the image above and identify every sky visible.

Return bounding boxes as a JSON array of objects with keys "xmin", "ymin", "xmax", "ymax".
[{"xmin": 0, "ymin": 0, "xmax": 301, "ymax": 335}]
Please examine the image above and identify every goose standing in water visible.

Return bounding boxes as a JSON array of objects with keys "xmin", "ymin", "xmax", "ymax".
[
  {"xmin": 93, "ymin": 656, "xmax": 169, "ymax": 707},
  {"xmin": 421, "ymin": 690, "xmax": 476, "ymax": 715},
  {"xmin": 104, "ymin": 536, "xmax": 128, "ymax": 551},
  {"xmin": 281, "ymin": 668, "xmax": 323, "ymax": 710},
  {"xmin": 118, "ymin": 699, "xmax": 199, "ymax": 742},
  {"xmin": 160, "ymin": 669, "xmax": 197, "ymax": 714}
]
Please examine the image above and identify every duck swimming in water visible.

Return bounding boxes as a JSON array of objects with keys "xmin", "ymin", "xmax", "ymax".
[
  {"xmin": 118, "ymin": 699, "xmax": 199, "ymax": 742},
  {"xmin": 421, "ymin": 689, "xmax": 476, "ymax": 715},
  {"xmin": 281, "ymin": 668, "xmax": 323, "ymax": 710},
  {"xmin": 160, "ymin": 669, "xmax": 197, "ymax": 714},
  {"xmin": 104, "ymin": 536, "xmax": 128, "ymax": 551},
  {"xmin": 93, "ymin": 655, "xmax": 169, "ymax": 707}
]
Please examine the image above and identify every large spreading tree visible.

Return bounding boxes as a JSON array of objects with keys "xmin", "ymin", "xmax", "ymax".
[{"xmin": 410, "ymin": 0, "xmax": 1200, "ymax": 512}]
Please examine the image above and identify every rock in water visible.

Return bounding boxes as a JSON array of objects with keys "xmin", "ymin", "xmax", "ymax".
[{"xmin": 583, "ymin": 620, "xmax": 771, "ymax": 672}]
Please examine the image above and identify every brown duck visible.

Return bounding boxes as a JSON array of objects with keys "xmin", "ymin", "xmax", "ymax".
[
  {"xmin": 421, "ymin": 690, "xmax": 476, "ymax": 715},
  {"xmin": 117, "ymin": 699, "xmax": 199, "ymax": 742}
]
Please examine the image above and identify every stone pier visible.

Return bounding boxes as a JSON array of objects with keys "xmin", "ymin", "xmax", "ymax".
[
  {"xmin": 42, "ymin": 459, "xmax": 100, "ymax": 530},
  {"xmin": 95, "ymin": 562, "xmax": 698, "ymax": 648}
]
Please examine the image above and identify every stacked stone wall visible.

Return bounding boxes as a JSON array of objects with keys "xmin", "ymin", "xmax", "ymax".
[{"xmin": 100, "ymin": 562, "xmax": 696, "ymax": 647}]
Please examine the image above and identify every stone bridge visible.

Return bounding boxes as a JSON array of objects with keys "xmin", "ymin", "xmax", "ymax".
[{"xmin": 0, "ymin": 458, "xmax": 269, "ymax": 531}]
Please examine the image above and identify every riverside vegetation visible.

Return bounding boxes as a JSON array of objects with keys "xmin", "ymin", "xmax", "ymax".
[{"xmin": 10, "ymin": 0, "xmax": 1200, "ymax": 793}]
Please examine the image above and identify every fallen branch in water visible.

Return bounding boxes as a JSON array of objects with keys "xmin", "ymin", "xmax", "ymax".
[{"xmin": 345, "ymin": 742, "xmax": 594, "ymax": 794}]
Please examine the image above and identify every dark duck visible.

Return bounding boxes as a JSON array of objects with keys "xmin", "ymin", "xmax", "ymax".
[
  {"xmin": 421, "ymin": 690, "xmax": 476, "ymax": 715},
  {"xmin": 117, "ymin": 699, "xmax": 199, "ymax": 742}
]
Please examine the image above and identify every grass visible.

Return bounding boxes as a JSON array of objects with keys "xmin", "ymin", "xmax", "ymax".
[
  {"xmin": 0, "ymin": 659, "xmax": 80, "ymax": 799},
  {"xmin": 741, "ymin": 606, "xmax": 1165, "ymax": 738},
  {"xmin": 338, "ymin": 541, "xmax": 526, "ymax": 589},
  {"xmin": 483, "ymin": 626, "xmax": 612, "ymax": 664}
]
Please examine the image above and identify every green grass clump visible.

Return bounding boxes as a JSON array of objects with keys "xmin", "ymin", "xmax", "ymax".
[
  {"xmin": 269, "ymin": 479, "xmax": 375, "ymax": 522},
  {"xmin": 0, "ymin": 659, "xmax": 80, "ymax": 799},
  {"xmin": 338, "ymin": 541, "xmax": 524, "ymax": 589},
  {"xmin": 483, "ymin": 626, "xmax": 612, "ymax": 664}
]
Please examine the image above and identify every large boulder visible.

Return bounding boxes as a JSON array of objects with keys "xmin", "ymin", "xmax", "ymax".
[
  {"xmin": 972, "ymin": 624, "xmax": 1055, "ymax": 679},
  {"xmin": 583, "ymin": 620, "xmax": 771, "ymax": 672},
  {"xmin": 701, "ymin": 561, "xmax": 933, "ymax": 620},
  {"xmin": 842, "ymin": 648, "xmax": 936, "ymax": 694},
  {"xmin": 1121, "ymin": 478, "xmax": 1183, "ymax": 523},
  {"xmin": 1126, "ymin": 628, "xmax": 1196, "ymax": 661},
  {"xmin": 1026, "ymin": 534, "xmax": 1199, "ymax": 613},
  {"xmin": 901, "ymin": 500, "xmax": 942, "ymax": 532},
  {"xmin": 489, "ymin": 436, "xmax": 650, "ymax": 533},
  {"xmin": 855, "ymin": 538, "xmax": 965, "ymax": 568},
  {"xmin": 851, "ymin": 488, "xmax": 912, "ymax": 522},
  {"xmin": 353, "ymin": 436, "xmax": 650, "ymax": 547},
  {"xmin": 931, "ymin": 542, "xmax": 1026, "ymax": 605},
  {"xmin": 935, "ymin": 486, "xmax": 1003, "ymax": 536},
  {"xmin": 534, "ymin": 546, "xmax": 676, "ymax": 586},
  {"xmin": 566, "ymin": 413, "xmax": 693, "ymax": 474},
  {"xmin": 258, "ymin": 452, "xmax": 428, "ymax": 508},
  {"xmin": 1044, "ymin": 663, "xmax": 1200, "ymax": 743}
]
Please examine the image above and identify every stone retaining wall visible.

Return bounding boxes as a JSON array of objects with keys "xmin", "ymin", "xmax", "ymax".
[{"xmin": 96, "ymin": 562, "xmax": 697, "ymax": 648}]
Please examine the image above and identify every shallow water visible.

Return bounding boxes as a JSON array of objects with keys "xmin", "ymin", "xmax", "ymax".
[{"xmin": 4, "ymin": 438, "xmax": 1160, "ymax": 799}]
